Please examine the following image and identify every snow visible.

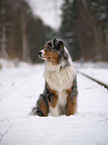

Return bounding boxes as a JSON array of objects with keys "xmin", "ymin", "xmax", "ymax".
[
  {"xmin": 75, "ymin": 62, "xmax": 108, "ymax": 85},
  {"xmin": 0, "ymin": 59, "xmax": 108, "ymax": 145}
]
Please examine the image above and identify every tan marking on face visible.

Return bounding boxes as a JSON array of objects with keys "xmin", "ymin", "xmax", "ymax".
[
  {"xmin": 47, "ymin": 44, "xmax": 50, "ymax": 47},
  {"xmin": 43, "ymin": 49, "xmax": 59, "ymax": 65}
]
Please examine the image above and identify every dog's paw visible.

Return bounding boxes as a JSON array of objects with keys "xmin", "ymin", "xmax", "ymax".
[{"xmin": 29, "ymin": 107, "xmax": 44, "ymax": 116}]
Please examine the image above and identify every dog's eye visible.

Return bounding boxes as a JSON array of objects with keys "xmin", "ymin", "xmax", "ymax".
[
  {"xmin": 46, "ymin": 46, "xmax": 50, "ymax": 51},
  {"xmin": 47, "ymin": 44, "xmax": 52, "ymax": 50}
]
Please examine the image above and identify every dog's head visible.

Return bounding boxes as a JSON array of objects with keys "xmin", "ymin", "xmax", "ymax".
[{"xmin": 38, "ymin": 38, "xmax": 64, "ymax": 64}]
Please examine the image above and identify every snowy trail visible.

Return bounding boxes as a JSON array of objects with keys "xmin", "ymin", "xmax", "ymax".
[
  {"xmin": 75, "ymin": 62, "xmax": 108, "ymax": 85},
  {"xmin": 77, "ymin": 70, "xmax": 108, "ymax": 89},
  {"xmin": 0, "ymin": 61, "xmax": 108, "ymax": 145}
]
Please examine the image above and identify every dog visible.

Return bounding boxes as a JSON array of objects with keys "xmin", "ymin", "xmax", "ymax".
[{"xmin": 31, "ymin": 38, "xmax": 78, "ymax": 116}]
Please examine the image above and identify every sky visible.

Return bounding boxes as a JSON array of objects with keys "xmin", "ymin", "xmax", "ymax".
[{"xmin": 28, "ymin": 0, "xmax": 64, "ymax": 30}]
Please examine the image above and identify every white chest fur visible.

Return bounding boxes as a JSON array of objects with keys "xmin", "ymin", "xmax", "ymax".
[
  {"xmin": 49, "ymin": 90, "xmax": 68, "ymax": 116},
  {"xmin": 44, "ymin": 61, "xmax": 76, "ymax": 116},
  {"xmin": 44, "ymin": 61, "xmax": 75, "ymax": 92}
]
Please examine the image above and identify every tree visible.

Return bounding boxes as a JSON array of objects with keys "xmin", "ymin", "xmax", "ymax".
[
  {"xmin": 0, "ymin": 0, "xmax": 9, "ymax": 58},
  {"xmin": 29, "ymin": 15, "xmax": 55, "ymax": 63},
  {"xmin": 20, "ymin": 0, "xmax": 30, "ymax": 61},
  {"xmin": 76, "ymin": 0, "xmax": 105, "ymax": 61},
  {"xmin": 0, "ymin": 0, "xmax": 55, "ymax": 63},
  {"xmin": 60, "ymin": 0, "xmax": 108, "ymax": 61},
  {"xmin": 0, "ymin": 0, "xmax": 30, "ymax": 60},
  {"xmin": 60, "ymin": 0, "xmax": 80, "ymax": 60},
  {"xmin": 84, "ymin": 0, "xmax": 108, "ymax": 60}
]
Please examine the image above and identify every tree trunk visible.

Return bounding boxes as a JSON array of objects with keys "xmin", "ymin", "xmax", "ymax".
[
  {"xmin": 105, "ymin": 34, "xmax": 108, "ymax": 60},
  {"xmin": 77, "ymin": 1, "xmax": 105, "ymax": 61},
  {"xmin": 21, "ymin": 11, "xmax": 29, "ymax": 62},
  {"xmin": 0, "ymin": 8, "xmax": 9, "ymax": 58}
]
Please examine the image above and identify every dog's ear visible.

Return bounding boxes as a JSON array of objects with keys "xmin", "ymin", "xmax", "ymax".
[
  {"xmin": 53, "ymin": 38, "xmax": 57, "ymax": 47},
  {"xmin": 53, "ymin": 39, "xmax": 64, "ymax": 49},
  {"xmin": 57, "ymin": 40, "xmax": 64, "ymax": 49}
]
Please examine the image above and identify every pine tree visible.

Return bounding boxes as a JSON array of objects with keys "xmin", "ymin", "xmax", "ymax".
[
  {"xmin": 84, "ymin": 0, "xmax": 108, "ymax": 60},
  {"xmin": 60, "ymin": 0, "xmax": 80, "ymax": 60},
  {"xmin": 60, "ymin": 0, "xmax": 108, "ymax": 61}
]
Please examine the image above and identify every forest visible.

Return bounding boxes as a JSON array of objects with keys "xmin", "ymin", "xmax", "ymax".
[
  {"xmin": 0, "ymin": 0, "xmax": 108, "ymax": 62},
  {"xmin": 0, "ymin": 0, "xmax": 55, "ymax": 63},
  {"xmin": 60, "ymin": 0, "xmax": 108, "ymax": 61}
]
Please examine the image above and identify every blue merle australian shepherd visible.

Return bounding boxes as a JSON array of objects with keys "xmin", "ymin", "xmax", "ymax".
[{"xmin": 31, "ymin": 38, "xmax": 78, "ymax": 117}]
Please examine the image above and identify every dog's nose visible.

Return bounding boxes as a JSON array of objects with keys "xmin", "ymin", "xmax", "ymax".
[{"xmin": 38, "ymin": 51, "xmax": 42, "ymax": 57}]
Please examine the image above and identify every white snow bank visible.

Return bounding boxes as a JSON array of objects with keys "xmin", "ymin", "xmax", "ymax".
[{"xmin": 0, "ymin": 60, "xmax": 108, "ymax": 145}]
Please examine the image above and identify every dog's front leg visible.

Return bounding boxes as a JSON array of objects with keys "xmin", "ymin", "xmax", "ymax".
[
  {"xmin": 32, "ymin": 94, "xmax": 49, "ymax": 116},
  {"xmin": 46, "ymin": 83, "xmax": 58, "ymax": 108},
  {"xmin": 67, "ymin": 93, "xmax": 77, "ymax": 116},
  {"xmin": 66, "ymin": 79, "xmax": 78, "ymax": 116}
]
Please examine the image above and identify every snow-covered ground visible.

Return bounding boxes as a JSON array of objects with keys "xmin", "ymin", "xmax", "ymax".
[
  {"xmin": 75, "ymin": 62, "xmax": 108, "ymax": 85},
  {"xmin": 0, "ymin": 59, "xmax": 108, "ymax": 145}
]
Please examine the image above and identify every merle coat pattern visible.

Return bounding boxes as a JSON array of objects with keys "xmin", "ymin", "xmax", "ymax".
[{"xmin": 31, "ymin": 38, "xmax": 78, "ymax": 116}]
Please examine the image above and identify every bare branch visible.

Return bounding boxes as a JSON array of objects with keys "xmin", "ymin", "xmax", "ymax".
[
  {"xmin": 0, "ymin": 119, "xmax": 13, "ymax": 142},
  {"xmin": 98, "ymin": 117, "xmax": 108, "ymax": 125}
]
